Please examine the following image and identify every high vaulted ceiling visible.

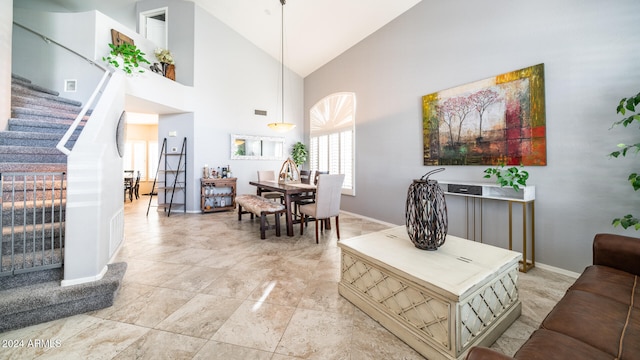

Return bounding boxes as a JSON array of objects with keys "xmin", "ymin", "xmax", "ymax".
[
  {"xmin": 47, "ymin": 0, "xmax": 422, "ymax": 77},
  {"xmin": 193, "ymin": 0, "xmax": 422, "ymax": 77}
]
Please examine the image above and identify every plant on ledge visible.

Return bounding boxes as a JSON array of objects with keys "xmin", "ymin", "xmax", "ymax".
[
  {"xmin": 291, "ymin": 142, "xmax": 308, "ymax": 168},
  {"xmin": 103, "ymin": 43, "xmax": 151, "ymax": 74},
  {"xmin": 154, "ymin": 47, "xmax": 174, "ymax": 65},
  {"xmin": 609, "ymin": 91, "xmax": 640, "ymax": 230},
  {"xmin": 483, "ymin": 163, "xmax": 529, "ymax": 191}
]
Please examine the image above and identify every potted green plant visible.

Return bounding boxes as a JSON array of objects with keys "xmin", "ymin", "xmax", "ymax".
[
  {"xmin": 103, "ymin": 43, "xmax": 151, "ymax": 74},
  {"xmin": 609, "ymin": 91, "xmax": 640, "ymax": 230},
  {"xmin": 483, "ymin": 163, "xmax": 529, "ymax": 191},
  {"xmin": 291, "ymin": 141, "xmax": 308, "ymax": 168}
]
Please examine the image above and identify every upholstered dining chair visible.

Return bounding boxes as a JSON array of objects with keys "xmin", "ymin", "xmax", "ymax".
[
  {"xmin": 299, "ymin": 174, "xmax": 345, "ymax": 244},
  {"xmin": 292, "ymin": 170, "xmax": 312, "ymax": 218},
  {"xmin": 257, "ymin": 170, "xmax": 284, "ymax": 202}
]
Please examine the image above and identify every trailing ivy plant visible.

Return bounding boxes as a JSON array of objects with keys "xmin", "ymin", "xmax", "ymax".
[
  {"xmin": 103, "ymin": 43, "xmax": 151, "ymax": 74},
  {"xmin": 483, "ymin": 163, "xmax": 529, "ymax": 192},
  {"xmin": 609, "ymin": 91, "xmax": 640, "ymax": 230},
  {"xmin": 291, "ymin": 141, "xmax": 308, "ymax": 168}
]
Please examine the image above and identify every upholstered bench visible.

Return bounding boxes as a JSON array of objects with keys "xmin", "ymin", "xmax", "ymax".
[{"xmin": 236, "ymin": 194, "xmax": 286, "ymax": 239}]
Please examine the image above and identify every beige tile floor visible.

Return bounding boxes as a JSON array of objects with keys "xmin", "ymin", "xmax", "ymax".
[{"xmin": 0, "ymin": 197, "xmax": 575, "ymax": 359}]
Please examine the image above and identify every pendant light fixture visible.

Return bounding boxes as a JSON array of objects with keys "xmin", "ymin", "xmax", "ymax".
[{"xmin": 267, "ymin": 0, "xmax": 296, "ymax": 132}]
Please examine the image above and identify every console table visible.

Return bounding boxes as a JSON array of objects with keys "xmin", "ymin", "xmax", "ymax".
[
  {"xmin": 200, "ymin": 178, "xmax": 236, "ymax": 213},
  {"xmin": 438, "ymin": 180, "xmax": 535, "ymax": 272},
  {"xmin": 338, "ymin": 226, "xmax": 521, "ymax": 360}
]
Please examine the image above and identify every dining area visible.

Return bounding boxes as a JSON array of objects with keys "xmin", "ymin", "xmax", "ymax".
[
  {"xmin": 124, "ymin": 170, "xmax": 141, "ymax": 202},
  {"xmin": 245, "ymin": 168, "xmax": 344, "ymax": 243}
]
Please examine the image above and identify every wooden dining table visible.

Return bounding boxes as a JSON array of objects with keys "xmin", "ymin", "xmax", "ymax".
[{"xmin": 249, "ymin": 180, "xmax": 317, "ymax": 236}]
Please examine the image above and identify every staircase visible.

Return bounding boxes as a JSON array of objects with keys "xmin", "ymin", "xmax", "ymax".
[
  {"xmin": 1, "ymin": 74, "xmax": 76, "ymax": 275},
  {"xmin": 4, "ymin": 73, "xmax": 84, "ymax": 170},
  {"xmin": 0, "ymin": 74, "xmax": 125, "ymax": 333}
]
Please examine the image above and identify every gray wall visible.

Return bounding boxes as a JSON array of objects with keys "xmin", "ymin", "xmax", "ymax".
[
  {"xmin": 191, "ymin": 4, "xmax": 304, "ymax": 202},
  {"xmin": 0, "ymin": 0, "xmax": 12, "ymax": 128},
  {"xmin": 304, "ymin": 0, "xmax": 640, "ymax": 273},
  {"xmin": 136, "ymin": 0, "xmax": 195, "ymax": 86},
  {"xmin": 11, "ymin": 14, "xmax": 104, "ymax": 105},
  {"xmin": 14, "ymin": 0, "xmax": 138, "ymax": 30},
  {"xmin": 136, "ymin": 1, "xmax": 304, "ymax": 209}
]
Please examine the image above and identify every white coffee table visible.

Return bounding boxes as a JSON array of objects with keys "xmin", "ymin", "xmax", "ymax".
[{"xmin": 338, "ymin": 226, "xmax": 521, "ymax": 360}]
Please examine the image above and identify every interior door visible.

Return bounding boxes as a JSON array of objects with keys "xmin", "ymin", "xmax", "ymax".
[{"xmin": 145, "ymin": 17, "xmax": 166, "ymax": 48}]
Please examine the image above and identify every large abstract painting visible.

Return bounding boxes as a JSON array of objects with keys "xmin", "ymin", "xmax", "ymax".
[{"xmin": 422, "ymin": 64, "xmax": 546, "ymax": 166}]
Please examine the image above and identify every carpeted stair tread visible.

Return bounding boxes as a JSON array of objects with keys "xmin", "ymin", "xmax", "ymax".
[
  {"xmin": 11, "ymin": 77, "xmax": 83, "ymax": 105},
  {"xmin": 0, "ymin": 268, "xmax": 61, "ymax": 290},
  {"xmin": 0, "ymin": 131, "xmax": 61, "ymax": 140},
  {"xmin": 11, "ymin": 106, "xmax": 88, "ymax": 122},
  {"xmin": 12, "ymin": 94, "xmax": 84, "ymax": 114},
  {"xmin": 11, "ymin": 83, "xmax": 82, "ymax": 107},
  {"xmin": 10, "ymin": 78, "xmax": 59, "ymax": 97},
  {"xmin": 0, "ymin": 262, "xmax": 126, "ymax": 332},
  {"xmin": 0, "ymin": 145, "xmax": 66, "ymax": 155},
  {"xmin": 8, "ymin": 119, "xmax": 85, "ymax": 135},
  {"xmin": 2, "ymin": 196, "xmax": 66, "ymax": 208},
  {"xmin": 0, "ymin": 130, "xmax": 77, "ymax": 139},
  {"xmin": 0, "ymin": 163, "xmax": 67, "ymax": 173},
  {"xmin": 2, "ymin": 221, "xmax": 65, "ymax": 237},
  {"xmin": 0, "ymin": 130, "xmax": 78, "ymax": 147},
  {"xmin": 1, "ymin": 177, "xmax": 66, "ymax": 190},
  {"xmin": 0, "ymin": 146, "xmax": 67, "ymax": 164},
  {"xmin": 9, "ymin": 116, "xmax": 87, "ymax": 125},
  {"xmin": 9, "ymin": 115, "xmax": 87, "ymax": 126},
  {"xmin": 11, "ymin": 73, "xmax": 31, "ymax": 84}
]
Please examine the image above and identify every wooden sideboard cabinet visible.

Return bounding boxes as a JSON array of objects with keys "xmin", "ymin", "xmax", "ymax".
[{"xmin": 200, "ymin": 178, "xmax": 236, "ymax": 213}]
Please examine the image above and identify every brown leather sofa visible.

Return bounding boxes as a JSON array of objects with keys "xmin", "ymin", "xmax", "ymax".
[{"xmin": 466, "ymin": 233, "xmax": 640, "ymax": 360}]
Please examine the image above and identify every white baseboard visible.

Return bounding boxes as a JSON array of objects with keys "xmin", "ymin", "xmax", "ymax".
[
  {"xmin": 340, "ymin": 210, "xmax": 398, "ymax": 228},
  {"xmin": 534, "ymin": 262, "xmax": 580, "ymax": 279},
  {"xmin": 61, "ymin": 265, "xmax": 107, "ymax": 287}
]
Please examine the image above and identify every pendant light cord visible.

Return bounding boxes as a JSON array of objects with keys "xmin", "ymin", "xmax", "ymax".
[{"xmin": 280, "ymin": 0, "xmax": 285, "ymax": 125}]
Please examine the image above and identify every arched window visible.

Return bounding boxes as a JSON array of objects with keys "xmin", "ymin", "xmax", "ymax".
[{"xmin": 309, "ymin": 92, "xmax": 356, "ymax": 195}]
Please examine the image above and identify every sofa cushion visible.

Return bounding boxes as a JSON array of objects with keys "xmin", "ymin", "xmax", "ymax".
[
  {"xmin": 541, "ymin": 289, "xmax": 629, "ymax": 357},
  {"xmin": 619, "ymin": 305, "xmax": 640, "ymax": 360},
  {"xmin": 514, "ymin": 329, "xmax": 612, "ymax": 360},
  {"xmin": 570, "ymin": 265, "xmax": 638, "ymax": 307}
]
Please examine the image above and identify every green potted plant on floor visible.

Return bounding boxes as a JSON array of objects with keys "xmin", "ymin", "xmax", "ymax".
[
  {"xmin": 609, "ymin": 91, "xmax": 640, "ymax": 230},
  {"xmin": 103, "ymin": 43, "xmax": 151, "ymax": 74},
  {"xmin": 483, "ymin": 163, "xmax": 529, "ymax": 191},
  {"xmin": 291, "ymin": 141, "xmax": 308, "ymax": 168}
]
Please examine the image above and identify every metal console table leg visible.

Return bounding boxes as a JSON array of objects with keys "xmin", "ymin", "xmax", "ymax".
[{"xmin": 508, "ymin": 200, "xmax": 535, "ymax": 272}]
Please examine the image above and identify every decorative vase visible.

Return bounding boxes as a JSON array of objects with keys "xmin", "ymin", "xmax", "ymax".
[
  {"xmin": 405, "ymin": 168, "xmax": 448, "ymax": 250},
  {"xmin": 162, "ymin": 63, "xmax": 175, "ymax": 80}
]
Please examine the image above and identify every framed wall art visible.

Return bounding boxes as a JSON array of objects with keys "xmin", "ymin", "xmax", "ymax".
[{"xmin": 422, "ymin": 63, "xmax": 546, "ymax": 166}]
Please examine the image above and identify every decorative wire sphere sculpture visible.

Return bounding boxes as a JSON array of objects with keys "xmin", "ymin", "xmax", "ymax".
[{"xmin": 405, "ymin": 168, "xmax": 448, "ymax": 250}]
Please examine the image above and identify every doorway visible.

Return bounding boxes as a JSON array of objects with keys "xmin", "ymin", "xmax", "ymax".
[{"xmin": 139, "ymin": 8, "xmax": 168, "ymax": 48}]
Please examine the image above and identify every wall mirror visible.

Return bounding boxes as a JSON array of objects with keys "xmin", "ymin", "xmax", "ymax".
[{"xmin": 231, "ymin": 134, "xmax": 285, "ymax": 160}]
